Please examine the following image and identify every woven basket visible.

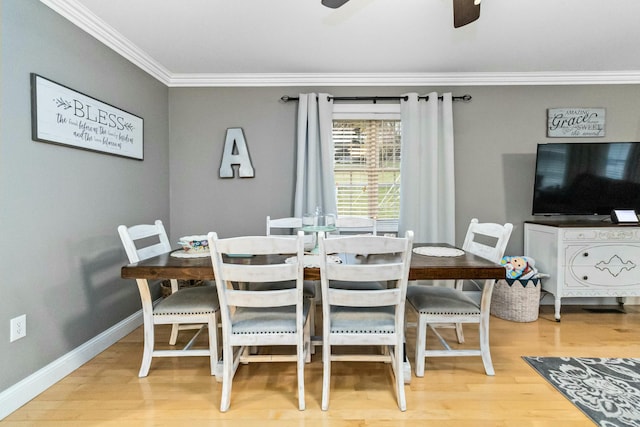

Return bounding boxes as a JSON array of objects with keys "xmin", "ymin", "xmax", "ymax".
[
  {"xmin": 160, "ymin": 279, "xmax": 206, "ymax": 298},
  {"xmin": 491, "ymin": 278, "xmax": 541, "ymax": 322}
]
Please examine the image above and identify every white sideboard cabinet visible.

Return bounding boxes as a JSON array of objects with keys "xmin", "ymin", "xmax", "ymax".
[{"xmin": 524, "ymin": 220, "xmax": 640, "ymax": 321}]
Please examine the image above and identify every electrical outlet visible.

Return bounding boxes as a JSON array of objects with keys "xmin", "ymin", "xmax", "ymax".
[{"xmin": 10, "ymin": 314, "xmax": 26, "ymax": 342}]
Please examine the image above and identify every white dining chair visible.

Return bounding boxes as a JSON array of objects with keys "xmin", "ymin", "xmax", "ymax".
[
  {"xmin": 406, "ymin": 218, "xmax": 513, "ymax": 377},
  {"xmin": 318, "ymin": 230, "xmax": 414, "ymax": 411},
  {"xmin": 452, "ymin": 218, "xmax": 514, "ymax": 342},
  {"xmin": 118, "ymin": 220, "xmax": 220, "ymax": 377},
  {"xmin": 266, "ymin": 215, "xmax": 302, "ymax": 236},
  {"xmin": 267, "ymin": 215, "xmax": 316, "ymax": 250},
  {"xmin": 208, "ymin": 231, "xmax": 310, "ymax": 412},
  {"xmin": 119, "ymin": 219, "xmax": 208, "ymax": 345}
]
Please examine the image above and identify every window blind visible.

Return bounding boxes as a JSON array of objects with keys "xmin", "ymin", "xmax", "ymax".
[{"xmin": 332, "ymin": 119, "xmax": 401, "ymax": 223}]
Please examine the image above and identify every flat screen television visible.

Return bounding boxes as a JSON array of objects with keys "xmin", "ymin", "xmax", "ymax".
[{"xmin": 532, "ymin": 142, "xmax": 640, "ymax": 215}]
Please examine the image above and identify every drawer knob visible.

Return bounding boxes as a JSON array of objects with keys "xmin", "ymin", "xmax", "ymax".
[
  {"xmin": 583, "ymin": 276, "xmax": 588, "ymax": 280},
  {"xmin": 583, "ymin": 252, "xmax": 589, "ymax": 257}
]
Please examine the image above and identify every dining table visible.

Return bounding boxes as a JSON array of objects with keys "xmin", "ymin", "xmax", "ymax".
[
  {"xmin": 121, "ymin": 243, "xmax": 506, "ymax": 383},
  {"xmin": 121, "ymin": 243, "xmax": 505, "ymax": 282}
]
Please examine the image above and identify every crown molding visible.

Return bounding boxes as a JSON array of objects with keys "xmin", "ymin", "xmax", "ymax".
[
  {"xmin": 41, "ymin": 0, "xmax": 640, "ymax": 88},
  {"xmin": 40, "ymin": 0, "xmax": 172, "ymax": 84},
  {"xmin": 166, "ymin": 71, "xmax": 640, "ymax": 87}
]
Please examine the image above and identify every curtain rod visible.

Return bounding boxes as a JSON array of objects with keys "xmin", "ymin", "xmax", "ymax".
[{"xmin": 280, "ymin": 94, "xmax": 472, "ymax": 103}]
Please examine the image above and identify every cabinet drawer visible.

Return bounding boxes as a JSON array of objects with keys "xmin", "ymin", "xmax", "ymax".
[
  {"xmin": 566, "ymin": 244, "xmax": 640, "ymax": 266},
  {"xmin": 563, "ymin": 229, "xmax": 599, "ymax": 240},
  {"xmin": 565, "ymin": 244, "xmax": 640, "ymax": 287},
  {"xmin": 563, "ymin": 228, "xmax": 637, "ymax": 241},
  {"xmin": 567, "ymin": 266, "xmax": 640, "ymax": 288}
]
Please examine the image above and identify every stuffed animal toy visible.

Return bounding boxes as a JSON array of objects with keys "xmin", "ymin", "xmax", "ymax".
[{"xmin": 500, "ymin": 256, "xmax": 537, "ymax": 280}]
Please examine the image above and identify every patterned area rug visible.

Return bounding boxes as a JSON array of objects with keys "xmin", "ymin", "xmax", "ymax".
[{"xmin": 523, "ymin": 357, "xmax": 640, "ymax": 426}]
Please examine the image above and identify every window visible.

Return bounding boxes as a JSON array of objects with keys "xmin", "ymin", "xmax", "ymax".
[{"xmin": 332, "ymin": 104, "xmax": 401, "ymax": 232}]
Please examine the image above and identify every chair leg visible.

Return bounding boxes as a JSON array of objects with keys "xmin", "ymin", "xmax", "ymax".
[
  {"xmin": 242, "ymin": 346, "xmax": 251, "ymax": 363},
  {"xmin": 454, "ymin": 323, "xmax": 465, "ymax": 344},
  {"xmin": 382, "ymin": 345, "xmax": 391, "ymax": 360},
  {"xmin": 414, "ymin": 314, "xmax": 427, "ymax": 377},
  {"xmin": 308, "ymin": 294, "xmax": 316, "ymax": 356},
  {"xmin": 394, "ymin": 341, "xmax": 407, "ymax": 411},
  {"xmin": 168, "ymin": 279, "xmax": 181, "ymax": 345},
  {"xmin": 220, "ymin": 342, "xmax": 233, "ymax": 412},
  {"xmin": 169, "ymin": 324, "xmax": 180, "ymax": 345},
  {"xmin": 208, "ymin": 316, "xmax": 218, "ymax": 376},
  {"xmin": 138, "ymin": 320, "xmax": 154, "ymax": 378},
  {"xmin": 304, "ymin": 312, "xmax": 311, "ymax": 364},
  {"xmin": 297, "ymin": 336, "xmax": 306, "ymax": 410},
  {"xmin": 479, "ymin": 315, "xmax": 495, "ymax": 376},
  {"xmin": 321, "ymin": 340, "xmax": 331, "ymax": 411},
  {"xmin": 480, "ymin": 279, "xmax": 495, "ymax": 376}
]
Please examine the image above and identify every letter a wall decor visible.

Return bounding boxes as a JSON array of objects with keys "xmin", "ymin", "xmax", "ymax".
[{"xmin": 219, "ymin": 127, "xmax": 255, "ymax": 178}]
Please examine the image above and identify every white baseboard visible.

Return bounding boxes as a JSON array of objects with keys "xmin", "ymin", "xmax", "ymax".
[
  {"xmin": 539, "ymin": 293, "xmax": 640, "ymax": 306},
  {"xmin": 467, "ymin": 291, "xmax": 640, "ymax": 306},
  {"xmin": 0, "ymin": 310, "xmax": 142, "ymax": 420}
]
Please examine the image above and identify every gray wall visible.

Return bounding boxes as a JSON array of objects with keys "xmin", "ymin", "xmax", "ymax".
[
  {"xmin": 168, "ymin": 87, "xmax": 298, "ymax": 239},
  {"xmin": 168, "ymin": 85, "xmax": 640, "ymax": 253},
  {"xmin": 0, "ymin": 0, "xmax": 169, "ymax": 391}
]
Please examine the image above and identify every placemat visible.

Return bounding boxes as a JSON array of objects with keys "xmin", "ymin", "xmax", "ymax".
[
  {"xmin": 170, "ymin": 250, "xmax": 210, "ymax": 258},
  {"xmin": 412, "ymin": 246, "xmax": 465, "ymax": 257}
]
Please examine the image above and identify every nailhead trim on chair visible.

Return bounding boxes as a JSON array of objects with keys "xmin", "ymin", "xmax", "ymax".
[
  {"xmin": 232, "ymin": 330, "xmax": 295, "ymax": 335},
  {"xmin": 154, "ymin": 310, "xmax": 217, "ymax": 316},
  {"xmin": 417, "ymin": 309, "xmax": 480, "ymax": 315},
  {"xmin": 331, "ymin": 329, "xmax": 394, "ymax": 333}
]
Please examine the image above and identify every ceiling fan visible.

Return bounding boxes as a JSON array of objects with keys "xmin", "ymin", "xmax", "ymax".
[{"xmin": 321, "ymin": 0, "xmax": 481, "ymax": 28}]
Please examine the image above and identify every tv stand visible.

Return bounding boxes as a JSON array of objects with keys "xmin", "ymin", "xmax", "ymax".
[{"xmin": 524, "ymin": 220, "xmax": 640, "ymax": 321}]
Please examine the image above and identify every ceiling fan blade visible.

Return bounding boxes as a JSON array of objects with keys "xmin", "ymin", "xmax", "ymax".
[
  {"xmin": 322, "ymin": 0, "xmax": 350, "ymax": 9},
  {"xmin": 453, "ymin": 0, "xmax": 481, "ymax": 28}
]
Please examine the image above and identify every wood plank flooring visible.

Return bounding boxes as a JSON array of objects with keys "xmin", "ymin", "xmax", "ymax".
[{"xmin": 3, "ymin": 304, "xmax": 639, "ymax": 426}]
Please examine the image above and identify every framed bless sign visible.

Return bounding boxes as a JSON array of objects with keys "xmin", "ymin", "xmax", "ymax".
[{"xmin": 30, "ymin": 73, "xmax": 144, "ymax": 160}]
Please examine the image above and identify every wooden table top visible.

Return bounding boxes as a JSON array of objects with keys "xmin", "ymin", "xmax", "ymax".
[{"xmin": 121, "ymin": 243, "xmax": 506, "ymax": 282}]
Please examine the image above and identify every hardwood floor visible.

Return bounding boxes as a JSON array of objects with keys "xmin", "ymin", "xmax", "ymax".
[{"xmin": 4, "ymin": 304, "xmax": 639, "ymax": 426}]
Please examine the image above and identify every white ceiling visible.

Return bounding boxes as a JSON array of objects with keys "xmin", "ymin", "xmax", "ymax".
[{"xmin": 41, "ymin": 0, "xmax": 640, "ymax": 87}]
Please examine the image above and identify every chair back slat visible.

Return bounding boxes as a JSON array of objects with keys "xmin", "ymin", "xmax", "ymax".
[
  {"xmin": 221, "ymin": 263, "xmax": 299, "ymax": 283},
  {"xmin": 215, "ymin": 234, "xmax": 301, "ymax": 255},
  {"xmin": 135, "ymin": 243, "xmax": 169, "ymax": 262},
  {"xmin": 335, "ymin": 216, "xmax": 377, "ymax": 235},
  {"xmin": 321, "ymin": 234, "xmax": 405, "ymax": 255},
  {"xmin": 266, "ymin": 216, "xmax": 303, "ymax": 235},
  {"xmin": 226, "ymin": 288, "xmax": 297, "ymax": 307},
  {"xmin": 325, "ymin": 263, "xmax": 405, "ymax": 282},
  {"xmin": 327, "ymin": 288, "xmax": 401, "ymax": 307}
]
